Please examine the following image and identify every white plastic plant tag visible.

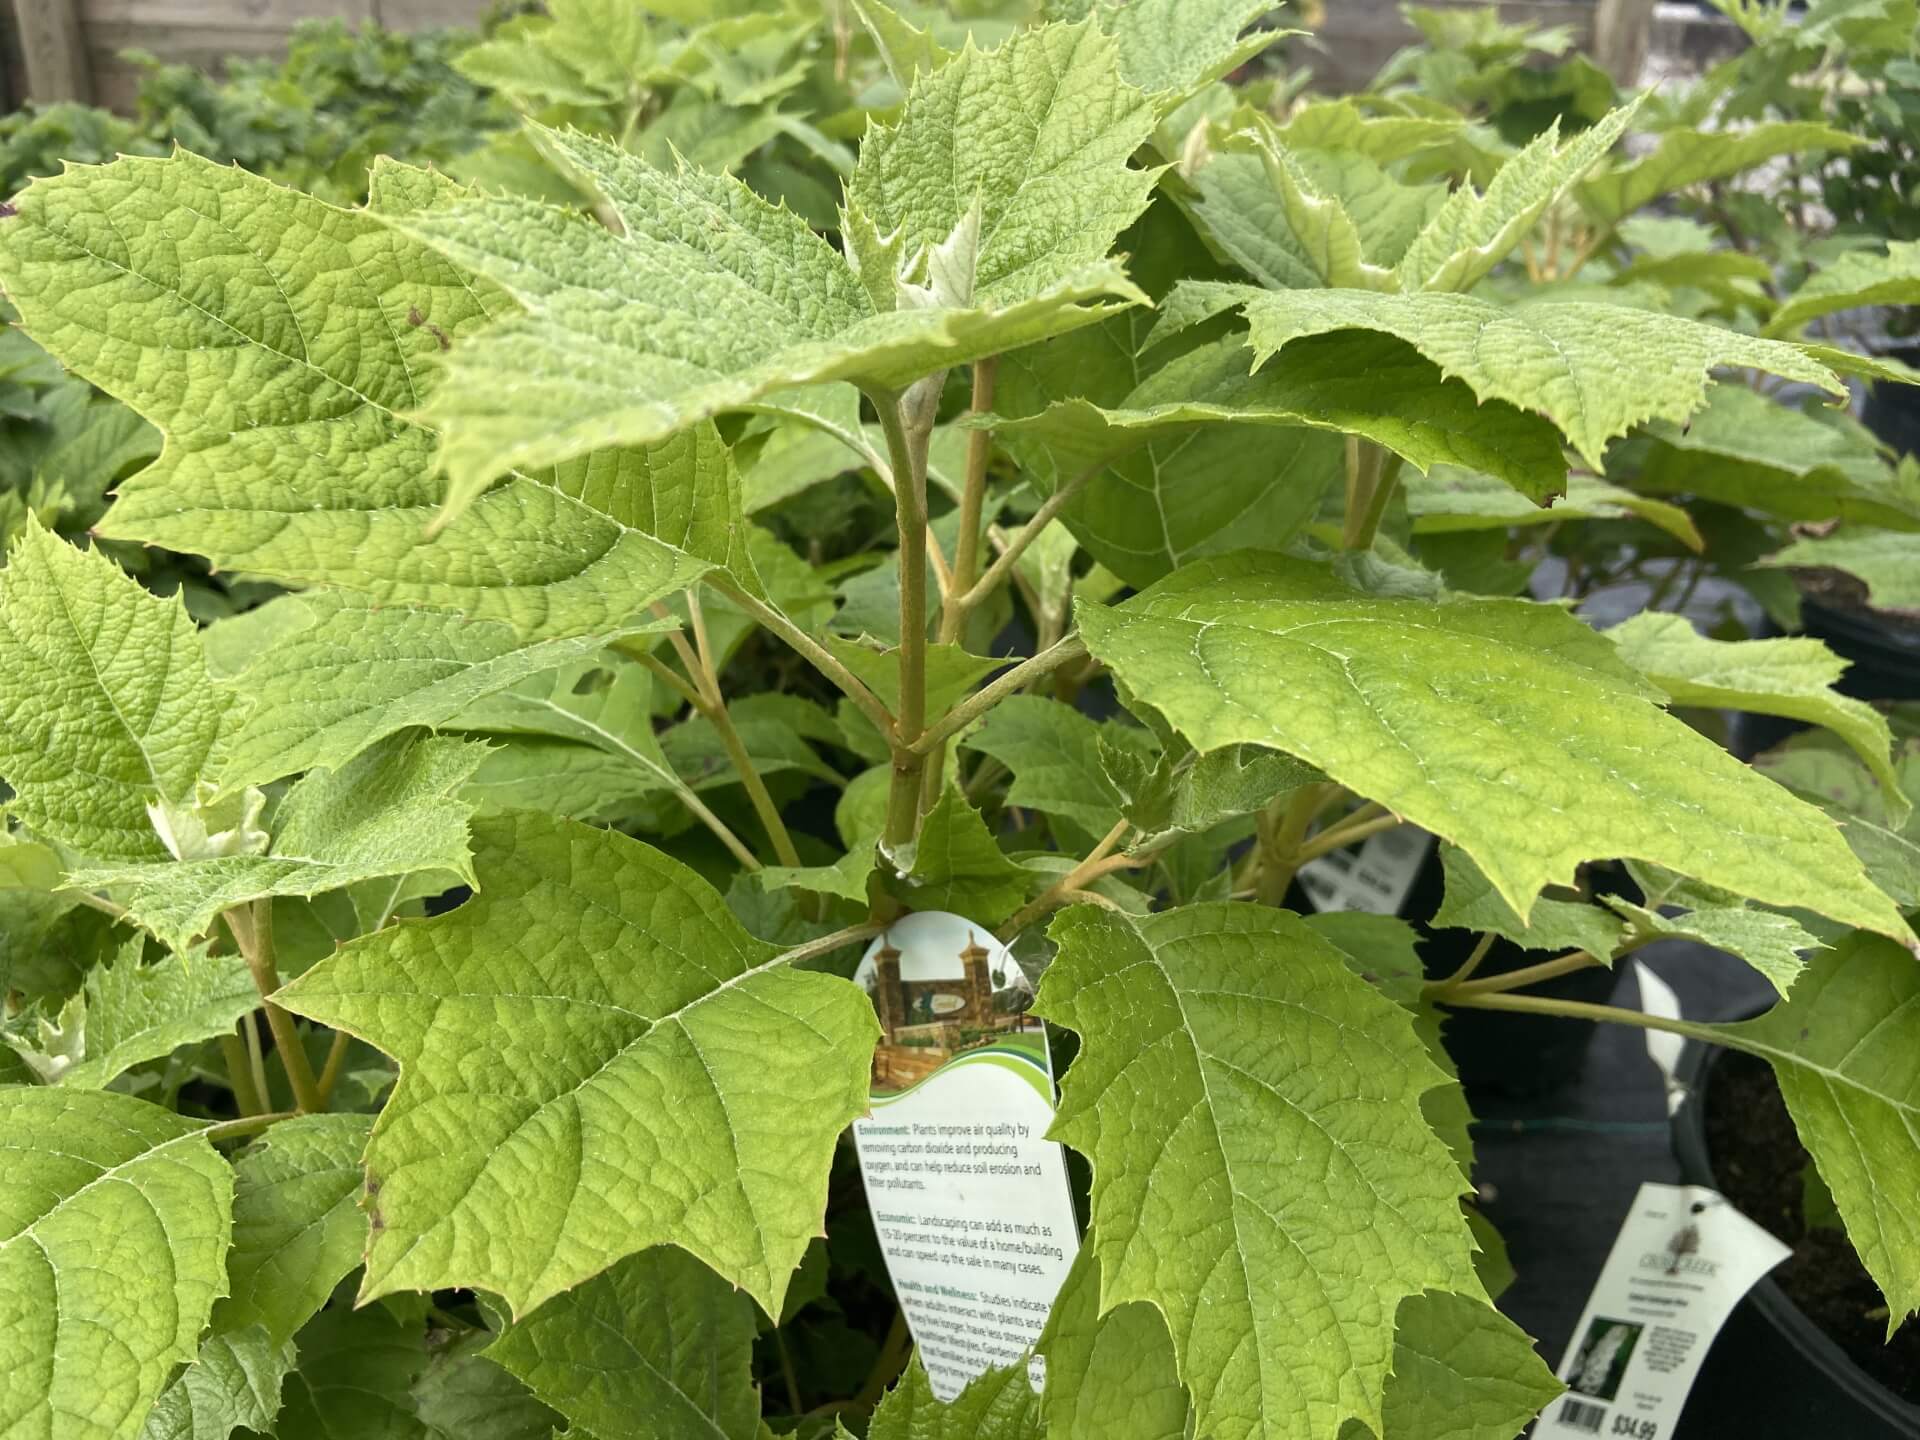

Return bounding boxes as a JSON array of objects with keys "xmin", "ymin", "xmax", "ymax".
[
  {"xmin": 1633, "ymin": 961, "xmax": 1690, "ymax": 1116},
  {"xmin": 850, "ymin": 911, "xmax": 1081, "ymax": 1400},
  {"xmin": 1537, "ymin": 1181, "xmax": 1790, "ymax": 1439},
  {"xmin": 1299, "ymin": 822, "xmax": 1431, "ymax": 913}
]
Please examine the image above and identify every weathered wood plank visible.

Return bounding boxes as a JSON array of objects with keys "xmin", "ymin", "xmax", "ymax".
[
  {"xmin": 1305, "ymin": 0, "xmax": 1593, "ymax": 94},
  {"xmin": 16, "ymin": 0, "xmax": 94, "ymax": 103}
]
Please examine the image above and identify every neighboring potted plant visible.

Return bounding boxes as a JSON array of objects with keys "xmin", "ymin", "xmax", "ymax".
[{"xmin": 0, "ymin": 4, "xmax": 1914, "ymax": 1438}]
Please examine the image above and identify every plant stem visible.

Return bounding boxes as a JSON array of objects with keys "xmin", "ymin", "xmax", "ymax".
[
  {"xmin": 1437, "ymin": 989, "xmax": 1721, "ymax": 1048},
  {"xmin": 316, "ymin": 1029, "xmax": 352, "ymax": 1109},
  {"xmin": 1255, "ymin": 783, "xmax": 1339, "ymax": 903},
  {"xmin": 776, "ymin": 922, "xmax": 885, "ymax": 970},
  {"xmin": 854, "ymin": 1309, "xmax": 913, "ymax": 1410},
  {"xmin": 69, "ymin": 890, "xmax": 127, "ymax": 920},
  {"xmin": 200, "ymin": 1110, "xmax": 296, "ymax": 1143},
  {"xmin": 875, "ymin": 393, "xmax": 934, "ymax": 846},
  {"xmin": 1341, "ymin": 440, "xmax": 1401, "ymax": 551},
  {"xmin": 773, "ymin": 1328, "xmax": 805, "ymax": 1415},
  {"xmin": 224, "ymin": 900, "xmax": 323, "ymax": 1115},
  {"xmin": 1292, "ymin": 804, "xmax": 1399, "ymax": 864},
  {"xmin": 998, "ymin": 819, "xmax": 1133, "ymax": 939},
  {"xmin": 907, "ymin": 635, "xmax": 1089, "ymax": 757},
  {"xmin": 242, "ymin": 1012, "xmax": 271, "ymax": 1116},
  {"xmin": 956, "ymin": 463, "xmax": 1098, "ymax": 614},
  {"xmin": 1440, "ymin": 949, "xmax": 1602, "ymax": 998},
  {"xmin": 709, "ymin": 575, "xmax": 896, "ymax": 744},
  {"xmin": 222, "ymin": 1030, "xmax": 264, "ymax": 1117},
  {"xmin": 682, "ymin": 590, "xmax": 804, "ymax": 870},
  {"xmin": 1434, "ymin": 931, "xmax": 1498, "ymax": 990},
  {"xmin": 622, "ymin": 645, "xmax": 707, "ymax": 711}
]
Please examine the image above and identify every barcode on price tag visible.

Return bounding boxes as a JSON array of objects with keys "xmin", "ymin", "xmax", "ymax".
[{"xmin": 1555, "ymin": 1397, "xmax": 1607, "ymax": 1433}]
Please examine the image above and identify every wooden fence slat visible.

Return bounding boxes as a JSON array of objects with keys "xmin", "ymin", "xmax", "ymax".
[{"xmin": 16, "ymin": 0, "xmax": 94, "ymax": 103}]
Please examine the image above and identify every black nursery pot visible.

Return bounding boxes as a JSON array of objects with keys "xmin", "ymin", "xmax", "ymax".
[
  {"xmin": 1669, "ymin": 1017, "xmax": 1920, "ymax": 1439},
  {"xmin": 1862, "ymin": 344, "xmax": 1920, "ymax": 462}
]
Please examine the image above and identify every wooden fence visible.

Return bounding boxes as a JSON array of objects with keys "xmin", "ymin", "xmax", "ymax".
[{"xmin": 6, "ymin": 0, "xmax": 1738, "ymax": 113}]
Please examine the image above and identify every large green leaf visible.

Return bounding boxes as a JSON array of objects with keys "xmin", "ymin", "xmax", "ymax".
[
  {"xmin": 43, "ymin": 939, "xmax": 259, "ymax": 1089},
  {"xmin": 1179, "ymin": 283, "xmax": 1844, "ymax": 468},
  {"xmin": 1761, "ymin": 528, "xmax": 1920, "ymax": 611},
  {"xmin": 1608, "ymin": 612, "xmax": 1903, "ymax": 809},
  {"xmin": 1038, "ymin": 1250, "xmax": 1189, "ymax": 1440},
  {"xmin": 1430, "ymin": 846, "xmax": 1626, "ymax": 960},
  {"xmin": 1367, "ymin": 1291, "xmax": 1562, "ymax": 1440},
  {"xmin": 276, "ymin": 811, "xmax": 877, "ymax": 1318},
  {"xmin": 411, "ymin": 1340, "xmax": 562, "ymax": 1440},
  {"xmin": 207, "ymin": 591, "xmax": 673, "ymax": 787},
  {"xmin": 1, "ymin": 1088, "xmax": 233, "ymax": 1440},
  {"xmin": 1403, "ymin": 466, "xmax": 1702, "ymax": 549},
  {"xmin": 486, "ymin": 1246, "xmax": 765, "ymax": 1440},
  {"xmin": 1077, "ymin": 553, "xmax": 1908, "ymax": 938},
  {"xmin": 0, "ymin": 522, "xmax": 224, "ymax": 861},
  {"xmin": 0, "ymin": 153, "xmax": 706, "ymax": 631},
  {"xmin": 1720, "ymin": 932, "xmax": 1920, "ymax": 1333},
  {"xmin": 390, "ymin": 23, "xmax": 1153, "ymax": 486},
  {"xmin": 277, "ymin": 1306, "xmax": 431, "ymax": 1440},
  {"xmin": 1767, "ymin": 239, "xmax": 1920, "ymax": 337},
  {"xmin": 1577, "ymin": 122, "xmax": 1864, "ymax": 226},
  {"xmin": 71, "ymin": 734, "xmax": 484, "ymax": 953},
  {"xmin": 1089, "ymin": 0, "xmax": 1282, "ymax": 102},
  {"xmin": 1034, "ymin": 902, "xmax": 1481, "ymax": 1440}
]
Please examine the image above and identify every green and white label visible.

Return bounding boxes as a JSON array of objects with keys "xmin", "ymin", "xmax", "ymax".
[{"xmin": 851, "ymin": 912, "xmax": 1081, "ymax": 1400}]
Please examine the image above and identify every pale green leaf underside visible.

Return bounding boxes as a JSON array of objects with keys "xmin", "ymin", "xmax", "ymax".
[
  {"xmin": 0, "ymin": 152, "xmax": 709, "ymax": 633},
  {"xmin": 1039, "ymin": 1249, "xmax": 1190, "ymax": 1440},
  {"xmin": 207, "ymin": 590, "xmax": 674, "ymax": 788},
  {"xmin": 70, "ymin": 734, "xmax": 484, "ymax": 953},
  {"xmin": 1608, "ymin": 611, "xmax": 1904, "ymax": 811},
  {"xmin": 216, "ymin": 1113, "xmax": 373, "ymax": 1348},
  {"xmin": 276, "ymin": 811, "xmax": 877, "ymax": 1318},
  {"xmin": 1724, "ymin": 933, "xmax": 1920, "ymax": 1333},
  {"xmin": 0, "ymin": 1089, "xmax": 232, "ymax": 1440},
  {"xmin": 138, "ymin": 1326, "xmax": 294, "ymax": 1440},
  {"xmin": 1607, "ymin": 896, "xmax": 1820, "ymax": 997},
  {"xmin": 1761, "ymin": 529, "xmax": 1920, "ymax": 612},
  {"xmin": 59, "ymin": 942, "xmax": 260, "ymax": 1089},
  {"xmin": 1035, "ymin": 902, "xmax": 1481, "ymax": 1440},
  {"xmin": 1077, "ymin": 552, "xmax": 1908, "ymax": 939},
  {"xmin": 487, "ymin": 1246, "xmax": 765, "ymax": 1440},
  {"xmin": 1179, "ymin": 281, "xmax": 1844, "ymax": 468},
  {"xmin": 990, "ymin": 331, "xmax": 1567, "ymax": 503},
  {"xmin": 0, "ymin": 521, "xmax": 223, "ymax": 861}
]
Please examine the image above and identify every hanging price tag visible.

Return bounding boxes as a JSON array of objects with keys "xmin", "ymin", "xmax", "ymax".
[
  {"xmin": 1299, "ymin": 822, "xmax": 1431, "ymax": 914},
  {"xmin": 1537, "ymin": 1182, "xmax": 1790, "ymax": 1439},
  {"xmin": 850, "ymin": 912, "xmax": 1081, "ymax": 1401}
]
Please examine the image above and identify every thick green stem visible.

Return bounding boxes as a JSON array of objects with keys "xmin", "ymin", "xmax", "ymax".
[
  {"xmin": 1255, "ymin": 783, "xmax": 1339, "ymax": 903},
  {"xmin": 875, "ymin": 392, "xmax": 935, "ymax": 846},
  {"xmin": 1437, "ymin": 949, "xmax": 1603, "ymax": 999},
  {"xmin": 225, "ymin": 900, "xmax": 323, "ymax": 1115},
  {"xmin": 1341, "ymin": 440, "xmax": 1402, "ymax": 551},
  {"xmin": 201, "ymin": 1110, "xmax": 296, "ymax": 1143}
]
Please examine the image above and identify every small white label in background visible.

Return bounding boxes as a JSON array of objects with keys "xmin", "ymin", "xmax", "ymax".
[
  {"xmin": 1537, "ymin": 1182, "xmax": 1790, "ymax": 1439},
  {"xmin": 1299, "ymin": 824, "xmax": 1431, "ymax": 914},
  {"xmin": 1633, "ymin": 961, "xmax": 1689, "ymax": 1117},
  {"xmin": 850, "ymin": 912, "xmax": 1081, "ymax": 1401}
]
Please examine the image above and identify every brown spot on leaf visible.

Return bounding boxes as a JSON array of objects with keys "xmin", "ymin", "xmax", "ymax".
[
  {"xmin": 0, "ymin": 202, "xmax": 17, "ymax": 218},
  {"xmin": 406, "ymin": 306, "xmax": 426, "ymax": 327}
]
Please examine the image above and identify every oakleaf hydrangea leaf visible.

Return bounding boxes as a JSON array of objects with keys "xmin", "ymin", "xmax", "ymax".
[
  {"xmin": 1719, "ymin": 932, "xmax": 1920, "ymax": 1334},
  {"xmin": 1370, "ymin": 1291, "xmax": 1563, "ymax": 1440},
  {"xmin": 1035, "ymin": 902, "xmax": 1482, "ymax": 1440},
  {"xmin": 0, "ymin": 154, "xmax": 709, "ymax": 634},
  {"xmin": 1608, "ymin": 612, "xmax": 1904, "ymax": 812},
  {"xmin": 1604, "ymin": 895, "xmax": 1821, "ymax": 997},
  {"xmin": 216, "ymin": 1114, "xmax": 374, "ymax": 1347},
  {"xmin": 206, "ymin": 591, "xmax": 673, "ymax": 787},
  {"xmin": 1089, "ymin": 0, "xmax": 1285, "ymax": 103},
  {"xmin": 388, "ymin": 20, "xmax": 1153, "ymax": 490},
  {"xmin": 1403, "ymin": 467, "xmax": 1702, "ymax": 550},
  {"xmin": 871, "ymin": 1356, "xmax": 1040, "ymax": 1440},
  {"xmin": 275, "ymin": 811, "xmax": 878, "ymax": 1318},
  {"xmin": 962, "ymin": 696, "xmax": 1131, "ymax": 837},
  {"xmin": 1, "ymin": 1088, "xmax": 233, "ymax": 1440},
  {"xmin": 276, "ymin": 1306, "xmax": 430, "ymax": 1440},
  {"xmin": 1430, "ymin": 846, "xmax": 1626, "ymax": 960},
  {"xmin": 1038, "ymin": 1250, "xmax": 1190, "ymax": 1440},
  {"xmin": 411, "ymin": 1338, "xmax": 562, "ymax": 1440},
  {"xmin": 886, "ymin": 785, "xmax": 1033, "ymax": 926},
  {"xmin": 138, "ymin": 1327, "xmax": 294, "ymax": 1440},
  {"xmin": 1175, "ymin": 281, "xmax": 1846, "ymax": 468},
  {"xmin": 48, "ymin": 939, "xmax": 259, "ymax": 1090},
  {"xmin": 1078, "ymin": 552, "xmax": 1909, "ymax": 939},
  {"xmin": 71, "ymin": 734, "xmax": 485, "ymax": 954},
  {"xmin": 0, "ymin": 521, "xmax": 224, "ymax": 861},
  {"xmin": 1761, "ymin": 529, "xmax": 1920, "ymax": 612},
  {"xmin": 1577, "ymin": 122, "xmax": 1863, "ymax": 226},
  {"xmin": 1767, "ymin": 239, "xmax": 1920, "ymax": 337},
  {"xmin": 486, "ymin": 1246, "xmax": 765, "ymax": 1440},
  {"xmin": 1395, "ymin": 104, "xmax": 1637, "ymax": 294}
]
